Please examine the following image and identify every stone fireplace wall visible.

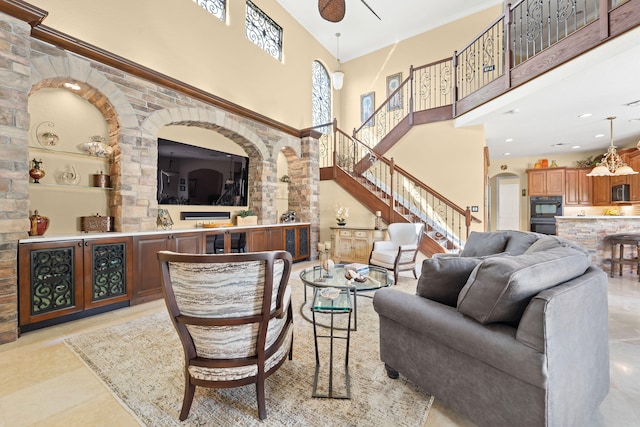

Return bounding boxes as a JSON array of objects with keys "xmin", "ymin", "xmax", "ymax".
[{"xmin": 0, "ymin": 10, "xmax": 319, "ymax": 344}]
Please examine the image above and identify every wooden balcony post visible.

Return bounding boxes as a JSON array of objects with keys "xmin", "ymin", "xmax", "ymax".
[
  {"xmin": 332, "ymin": 118, "xmax": 338, "ymax": 178},
  {"xmin": 504, "ymin": 3, "xmax": 512, "ymax": 89},
  {"xmin": 599, "ymin": 0, "xmax": 611, "ymax": 40},
  {"xmin": 452, "ymin": 51, "xmax": 458, "ymax": 117},
  {"xmin": 465, "ymin": 206, "xmax": 472, "ymax": 238},
  {"xmin": 389, "ymin": 158, "xmax": 395, "ymax": 219},
  {"xmin": 408, "ymin": 65, "xmax": 414, "ymax": 126}
]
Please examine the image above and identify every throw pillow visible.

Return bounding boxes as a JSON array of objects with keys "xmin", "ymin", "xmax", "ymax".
[
  {"xmin": 503, "ymin": 231, "xmax": 540, "ymax": 255},
  {"xmin": 416, "ymin": 257, "xmax": 484, "ymax": 307},
  {"xmin": 457, "ymin": 247, "xmax": 591, "ymax": 326},
  {"xmin": 459, "ymin": 231, "xmax": 508, "ymax": 257}
]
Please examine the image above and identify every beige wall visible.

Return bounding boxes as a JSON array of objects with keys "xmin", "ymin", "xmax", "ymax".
[
  {"xmin": 386, "ymin": 121, "xmax": 487, "ymax": 233},
  {"xmin": 339, "ymin": 5, "xmax": 502, "ymax": 129},
  {"xmin": 28, "ymin": 0, "xmax": 338, "ymax": 129}
]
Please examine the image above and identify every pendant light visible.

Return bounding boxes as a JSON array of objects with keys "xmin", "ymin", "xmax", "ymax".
[
  {"xmin": 332, "ymin": 33, "xmax": 344, "ymax": 90},
  {"xmin": 587, "ymin": 117, "xmax": 638, "ymax": 176}
]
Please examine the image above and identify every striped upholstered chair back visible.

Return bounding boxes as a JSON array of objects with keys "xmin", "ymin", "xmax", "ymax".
[{"xmin": 157, "ymin": 250, "xmax": 294, "ymax": 421}]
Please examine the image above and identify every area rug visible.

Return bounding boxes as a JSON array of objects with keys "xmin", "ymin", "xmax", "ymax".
[{"xmin": 64, "ymin": 272, "xmax": 432, "ymax": 426}]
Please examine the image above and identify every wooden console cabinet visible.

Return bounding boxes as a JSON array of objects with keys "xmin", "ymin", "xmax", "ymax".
[
  {"xmin": 330, "ymin": 227, "xmax": 387, "ymax": 264},
  {"xmin": 132, "ymin": 231, "xmax": 202, "ymax": 305},
  {"xmin": 19, "ymin": 224, "xmax": 311, "ymax": 329},
  {"xmin": 18, "ymin": 236, "xmax": 133, "ymax": 329}
]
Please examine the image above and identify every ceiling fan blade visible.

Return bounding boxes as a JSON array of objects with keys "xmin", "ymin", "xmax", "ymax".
[
  {"xmin": 318, "ymin": 0, "xmax": 345, "ymax": 23},
  {"xmin": 360, "ymin": 0, "xmax": 381, "ymax": 20}
]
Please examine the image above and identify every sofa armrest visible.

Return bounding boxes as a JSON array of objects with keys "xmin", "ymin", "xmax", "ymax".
[
  {"xmin": 373, "ymin": 288, "xmax": 546, "ymax": 387},
  {"xmin": 398, "ymin": 244, "xmax": 418, "ymax": 252}
]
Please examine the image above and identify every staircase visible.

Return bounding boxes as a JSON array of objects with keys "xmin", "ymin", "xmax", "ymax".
[
  {"xmin": 316, "ymin": 121, "xmax": 479, "ymax": 255},
  {"xmin": 316, "ymin": 0, "xmax": 640, "ymax": 255}
]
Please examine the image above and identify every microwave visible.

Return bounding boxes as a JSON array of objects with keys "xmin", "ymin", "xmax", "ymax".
[{"xmin": 612, "ymin": 184, "xmax": 630, "ymax": 202}]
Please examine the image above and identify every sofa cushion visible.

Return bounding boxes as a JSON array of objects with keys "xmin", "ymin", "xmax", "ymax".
[
  {"xmin": 502, "ymin": 231, "xmax": 540, "ymax": 255},
  {"xmin": 457, "ymin": 247, "xmax": 591, "ymax": 326},
  {"xmin": 416, "ymin": 257, "xmax": 484, "ymax": 306},
  {"xmin": 459, "ymin": 231, "xmax": 508, "ymax": 257}
]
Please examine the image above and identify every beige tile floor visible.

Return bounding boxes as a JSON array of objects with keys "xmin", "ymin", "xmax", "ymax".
[{"xmin": 1, "ymin": 268, "xmax": 638, "ymax": 426}]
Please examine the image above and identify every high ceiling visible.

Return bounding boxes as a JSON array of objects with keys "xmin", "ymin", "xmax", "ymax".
[{"xmin": 275, "ymin": 0, "xmax": 640, "ymax": 161}]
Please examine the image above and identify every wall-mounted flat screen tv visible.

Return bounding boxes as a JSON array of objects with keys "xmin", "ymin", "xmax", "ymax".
[{"xmin": 157, "ymin": 138, "xmax": 249, "ymax": 206}]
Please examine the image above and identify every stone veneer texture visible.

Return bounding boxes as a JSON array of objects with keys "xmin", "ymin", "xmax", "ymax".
[{"xmin": 0, "ymin": 10, "xmax": 320, "ymax": 343}]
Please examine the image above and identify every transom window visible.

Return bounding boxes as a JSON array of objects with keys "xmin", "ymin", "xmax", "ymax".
[
  {"xmin": 312, "ymin": 61, "xmax": 331, "ymax": 127},
  {"xmin": 193, "ymin": 0, "xmax": 226, "ymax": 21},
  {"xmin": 245, "ymin": 0, "xmax": 283, "ymax": 61}
]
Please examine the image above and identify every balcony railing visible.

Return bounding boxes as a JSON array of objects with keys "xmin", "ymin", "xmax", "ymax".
[{"xmin": 350, "ymin": 0, "xmax": 637, "ymax": 149}]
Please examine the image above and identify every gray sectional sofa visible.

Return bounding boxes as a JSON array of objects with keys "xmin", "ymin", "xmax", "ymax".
[{"xmin": 373, "ymin": 231, "xmax": 609, "ymax": 427}]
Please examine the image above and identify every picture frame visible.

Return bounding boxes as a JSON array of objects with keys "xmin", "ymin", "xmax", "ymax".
[
  {"xmin": 179, "ymin": 178, "xmax": 185, "ymax": 185},
  {"xmin": 360, "ymin": 92, "xmax": 375, "ymax": 127},
  {"xmin": 180, "ymin": 185, "xmax": 186, "ymax": 191},
  {"xmin": 386, "ymin": 73, "xmax": 403, "ymax": 111}
]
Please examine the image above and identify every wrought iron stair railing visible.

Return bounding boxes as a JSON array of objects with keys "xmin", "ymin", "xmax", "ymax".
[{"xmin": 317, "ymin": 120, "xmax": 480, "ymax": 251}]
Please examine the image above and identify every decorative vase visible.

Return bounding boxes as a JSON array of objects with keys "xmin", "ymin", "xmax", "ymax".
[
  {"xmin": 29, "ymin": 210, "xmax": 50, "ymax": 236},
  {"xmin": 550, "ymin": 160, "xmax": 558, "ymax": 168},
  {"xmin": 29, "ymin": 158, "xmax": 45, "ymax": 183},
  {"xmin": 337, "ymin": 221, "xmax": 346, "ymax": 227}
]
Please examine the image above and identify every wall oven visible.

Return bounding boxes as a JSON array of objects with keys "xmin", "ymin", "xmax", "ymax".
[{"xmin": 530, "ymin": 195, "xmax": 563, "ymax": 235}]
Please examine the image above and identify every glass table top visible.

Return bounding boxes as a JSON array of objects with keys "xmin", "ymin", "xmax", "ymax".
[{"xmin": 299, "ymin": 264, "xmax": 394, "ymax": 291}]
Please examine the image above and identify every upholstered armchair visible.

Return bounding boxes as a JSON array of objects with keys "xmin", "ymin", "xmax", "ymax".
[
  {"xmin": 157, "ymin": 250, "xmax": 294, "ymax": 421},
  {"xmin": 369, "ymin": 222, "xmax": 425, "ymax": 283}
]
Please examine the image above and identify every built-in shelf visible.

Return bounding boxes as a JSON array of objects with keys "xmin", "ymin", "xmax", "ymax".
[
  {"xmin": 29, "ymin": 183, "xmax": 112, "ymax": 190},
  {"xmin": 29, "ymin": 146, "xmax": 112, "ymax": 162}
]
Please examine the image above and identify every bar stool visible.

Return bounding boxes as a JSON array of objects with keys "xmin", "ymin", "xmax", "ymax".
[{"xmin": 605, "ymin": 234, "xmax": 640, "ymax": 281}]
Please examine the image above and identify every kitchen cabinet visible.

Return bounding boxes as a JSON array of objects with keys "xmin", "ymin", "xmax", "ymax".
[
  {"xmin": 527, "ymin": 168, "xmax": 565, "ymax": 196},
  {"xmin": 565, "ymin": 168, "xmax": 592, "ymax": 205},
  {"xmin": 591, "ymin": 176, "xmax": 611, "ymax": 206},
  {"xmin": 18, "ymin": 236, "xmax": 133, "ymax": 328},
  {"xmin": 283, "ymin": 224, "xmax": 310, "ymax": 262},
  {"xmin": 132, "ymin": 232, "xmax": 202, "ymax": 305},
  {"xmin": 330, "ymin": 227, "xmax": 388, "ymax": 264},
  {"xmin": 629, "ymin": 153, "xmax": 640, "ymax": 202}
]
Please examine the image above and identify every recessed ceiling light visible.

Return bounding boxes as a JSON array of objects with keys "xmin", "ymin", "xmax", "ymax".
[
  {"xmin": 503, "ymin": 152, "xmax": 511, "ymax": 156},
  {"xmin": 64, "ymin": 82, "xmax": 80, "ymax": 90},
  {"xmin": 503, "ymin": 109, "xmax": 520, "ymax": 115},
  {"xmin": 594, "ymin": 133, "xmax": 605, "ymax": 138},
  {"xmin": 505, "ymin": 138, "xmax": 514, "ymax": 142},
  {"xmin": 551, "ymin": 143, "xmax": 565, "ymax": 148},
  {"xmin": 571, "ymin": 145, "xmax": 581, "ymax": 149},
  {"xmin": 578, "ymin": 113, "xmax": 592, "ymax": 118}
]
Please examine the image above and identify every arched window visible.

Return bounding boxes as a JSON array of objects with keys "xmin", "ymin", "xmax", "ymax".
[{"xmin": 312, "ymin": 61, "xmax": 331, "ymax": 127}]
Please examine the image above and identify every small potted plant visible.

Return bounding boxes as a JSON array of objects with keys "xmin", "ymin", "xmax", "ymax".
[{"xmin": 236, "ymin": 209, "xmax": 258, "ymax": 226}]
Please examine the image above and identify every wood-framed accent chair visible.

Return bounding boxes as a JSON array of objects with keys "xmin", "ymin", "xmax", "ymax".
[
  {"xmin": 157, "ymin": 250, "xmax": 294, "ymax": 421},
  {"xmin": 369, "ymin": 222, "xmax": 425, "ymax": 283}
]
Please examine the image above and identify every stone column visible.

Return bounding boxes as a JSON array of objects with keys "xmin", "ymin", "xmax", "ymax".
[{"xmin": 0, "ymin": 12, "xmax": 32, "ymax": 344}]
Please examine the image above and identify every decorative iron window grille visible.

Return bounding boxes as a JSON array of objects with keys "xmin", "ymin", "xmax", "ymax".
[
  {"xmin": 246, "ymin": 0, "xmax": 283, "ymax": 61},
  {"xmin": 312, "ymin": 61, "xmax": 331, "ymax": 127},
  {"xmin": 193, "ymin": 0, "xmax": 226, "ymax": 21}
]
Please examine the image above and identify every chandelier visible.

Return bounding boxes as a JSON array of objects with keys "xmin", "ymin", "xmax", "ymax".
[{"xmin": 587, "ymin": 117, "xmax": 638, "ymax": 176}]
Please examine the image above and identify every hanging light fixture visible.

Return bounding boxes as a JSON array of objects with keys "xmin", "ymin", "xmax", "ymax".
[
  {"xmin": 332, "ymin": 33, "xmax": 344, "ymax": 90},
  {"xmin": 587, "ymin": 117, "xmax": 638, "ymax": 176}
]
